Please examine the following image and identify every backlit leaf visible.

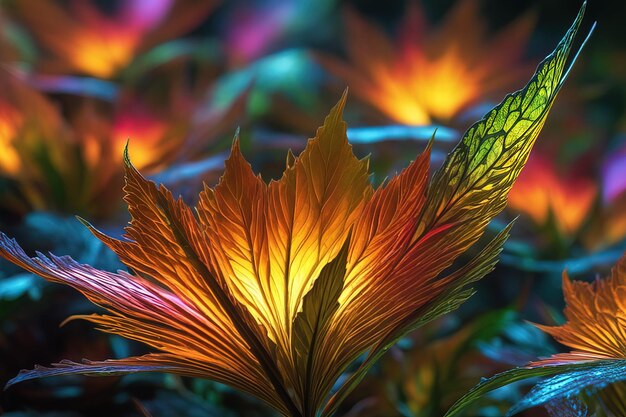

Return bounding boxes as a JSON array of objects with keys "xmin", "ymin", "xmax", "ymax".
[
  {"xmin": 0, "ymin": 5, "xmax": 591, "ymax": 417},
  {"xmin": 443, "ymin": 361, "xmax": 611, "ymax": 417}
]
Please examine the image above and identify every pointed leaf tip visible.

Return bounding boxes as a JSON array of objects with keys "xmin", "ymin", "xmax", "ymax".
[
  {"xmin": 230, "ymin": 131, "xmax": 242, "ymax": 153},
  {"xmin": 333, "ymin": 88, "xmax": 349, "ymax": 117},
  {"xmin": 286, "ymin": 149, "xmax": 296, "ymax": 169},
  {"xmin": 123, "ymin": 140, "xmax": 132, "ymax": 167},
  {"xmin": 74, "ymin": 215, "xmax": 94, "ymax": 231}
]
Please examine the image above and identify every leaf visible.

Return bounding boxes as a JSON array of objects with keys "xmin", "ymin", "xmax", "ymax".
[
  {"xmin": 265, "ymin": 89, "xmax": 371, "ymax": 335},
  {"xmin": 2, "ymin": 158, "xmax": 294, "ymax": 416},
  {"xmin": 292, "ymin": 239, "xmax": 349, "ymax": 361},
  {"xmin": 321, "ymin": 221, "xmax": 512, "ymax": 417},
  {"xmin": 508, "ymin": 360, "xmax": 626, "ymax": 416},
  {"xmin": 530, "ymin": 255, "xmax": 626, "ymax": 366},
  {"xmin": 415, "ymin": 2, "xmax": 592, "ymax": 248},
  {"xmin": 544, "ymin": 397, "xmax": 590, "ymax": 417},
  {"xmin": 196, "ymin": 89, "xmax": 371, "ymax": 349},
  {"xmin": 322, "ymin": 3, "xmax": 592, "ymax": 414},
  {"xmin": 373, "ymin": 309, "xmax": 518, "ymax": 417},
  {"xmin": 443, "ymin": 360, "xmax": 626, "ymax": 417},
  {"xmin": 0, "ymin": 5, "xmax": 593, "ymax": 417},
  {"xmin": 196, "ymin": 90, "xmax": 372, "ymax": 416},
  {"xmin": 292, "ymin": 238, "xmax": 350, "ymax": 416},
  {"xmin": 0, "ymin": 236, "xmax": 278, "ymax": 407},
  {"xmin": 121, "ymin": 148, "xmax": 300, "ymax": 416},
  {"xmin": 5, "ymin": 354, "xmax": 206, "ymax": 388}
]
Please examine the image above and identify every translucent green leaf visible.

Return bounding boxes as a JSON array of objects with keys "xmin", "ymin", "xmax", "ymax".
[{"xmin": 416, "ymin": 1, "xmax": 593, "ymax": 244}]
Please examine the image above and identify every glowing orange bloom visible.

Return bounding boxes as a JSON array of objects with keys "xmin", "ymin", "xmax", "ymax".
[
  {"xmin": 508, "ymin": 154, "xmax": 597, "ymax": 235},
  {"xmin": 0, "ymin": 69, "xmax": 66, "ymax": 176},
  {"xmin": 75, "ymin": 94, "xmax": 226, "ymax": 174},
  {"xmin": 0, "ymin": 68, "xmax": 242, "ymax": 218},
  {"xmin": 532, "ymin": 254, "xmax": 626, "ymax": 366},
  {"xmin": 0, "ymin": 69, "xmax": 71, "ymax": 208},
  {"xmin": 0, "ymin": 9, "xmax": 585, "ymax": 417},
  {"xmin": 111, "ymin": 109, "xmax": 167, "ymax": 169},
  {"xmin": 0, "ymin": 101, "xmax": 23, "ymax": 174},
  {"xmin": 320, "ymin": 0, "xmax": 534, "ymax": 125},
  {"xmin": 9, "ymin": 0, "xmax": 217, "ymax": 78}
]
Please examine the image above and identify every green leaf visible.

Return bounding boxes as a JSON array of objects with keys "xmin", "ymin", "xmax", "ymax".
[
  {"xmin": 443, "ymin": 360, "xmax": 626, "ymax": 417},
  {"xmin": 416, "ymin": 1, "xmax": 594, "ymax": 244}
]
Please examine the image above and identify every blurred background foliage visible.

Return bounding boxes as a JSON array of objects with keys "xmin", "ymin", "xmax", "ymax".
[{"xmin": 0, "ymin": 0, "xmax": 624, "ymax": 415}]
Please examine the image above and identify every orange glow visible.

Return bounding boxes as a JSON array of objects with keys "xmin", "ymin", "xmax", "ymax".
[
  {"xmin": 112, "ymin": 112, "xmax": 168, "ymax": 170},
  {"xmin": 0, "ymin": 101, "xmax": 22, "ymax": 174},
  {"xmin": 68, "ymin": 32, "xmax": 143, "ymax": 78},
  {"xmin": 508, "ymin": 155, "xmax": 597, "ymax": 235},
  {"xmin": 321, "ymin": 0, "xmax": 534, "ymax": 125},
  {"xmin": 403, "ymin": 49, "xmax": 481, "ymax": 122},
  {"xmin": 12, "ymin": 0, "xmax": 217, "ymax": 77},
  {"xmin": 533, "ymin": 255, "xmax": 626, "ymax": 365},
  {"xmin": 0, "ymin": 65, "xmax": 244, "ymax": 218},
  {"xmin": 353, "ymin": 42, "xmax": 483, "ymax": 125}
]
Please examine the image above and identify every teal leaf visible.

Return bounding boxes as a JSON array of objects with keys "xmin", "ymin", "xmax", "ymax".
[
  {"xmin": 508, "ymin": 360, "xmax": 626, "ymax": 416},
  {"xmin": 444, "ymin": 360, "xmax": 626, "ymax": 417}
]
